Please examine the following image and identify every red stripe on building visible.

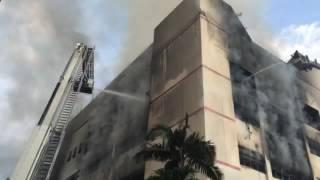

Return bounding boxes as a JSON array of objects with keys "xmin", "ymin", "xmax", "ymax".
[
  {"xmin": 204, "ymin": 106, "xmax": 236, "ymax": 122},
  {"xmin": 216, "ymin": 160, "xmax": 241, "ymax": 171}
]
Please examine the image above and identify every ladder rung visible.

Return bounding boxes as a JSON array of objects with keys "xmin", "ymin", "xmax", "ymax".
[{"xmin": 59, "ymin": 114, "xmax": 69, "ymax": 117}]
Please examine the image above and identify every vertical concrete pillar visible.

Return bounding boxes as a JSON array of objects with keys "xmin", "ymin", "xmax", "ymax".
[
  {"xmin": 199, "ymin": 4, "xmax": 241, "ymax": 179},
  {"xmin": 146, "ymin": 0, "xmax": 204, "ymax": 177},
  {"xmin": 146, "ymin": 0, "xmax": 240, "ymax": 179}
]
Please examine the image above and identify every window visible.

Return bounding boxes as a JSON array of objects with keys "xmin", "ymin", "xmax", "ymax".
[
  {"xmin": 83, "ymin": 143, "xmax": 88, "ymax": 154},
  {"xmin": 266, "ymin": 132, "xmax": 313, "ymax": 180},
  {"xmin": 238, "ymin": 146, "xmax": 266, "ymax": 173},
  {"xmin": 87, "ymin": 130, "xmax": 93, "ymax": 138},
  {"xmin": 230, "ymin": 63, "xmax": 259, "ymax": 127},
  {"xmin": 230, "ymin": 63, "xmax": 256, "ymax": 89},
  {"xmin": 271, "ymin": 168, "xmax": 292, "ymax": 180},
  {"xmin": 65, "ymin": 171, "xmax": 79, "ymax": 180},
  {"xmin": 271, "ymin": 162, "xmax": 296, "ymax": 180},
  {"xmin": 72, "ymin": 147, "xmax": 77, "ymax": 158},
  {"xmin": 66, "ymin": 151, "xmax": 72, "ymax": 162},
  {"xmin": 303, "ymin": 105, "xmax": 320, "ymax": 130},
  {"xmin": 78, "ymin": 143, "xmax": 82, "ymax": 154},
  {"xmin": 308, "ymin": 138, "xmax": 320, "ymax": 157},
  {"xmin": 120, "ymin": 171, "xmax": 144, "ymax": 180}
]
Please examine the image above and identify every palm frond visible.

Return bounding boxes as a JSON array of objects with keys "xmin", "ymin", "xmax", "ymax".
[
  {"xmin": 146, "ymin": 175, "xmax": 161, "ymax": 180},
  {"xmin": 141, "ymin": 123, "xmax": 223, "ymax": 180},
  {"xmin": 135, "ymin": 143, "xmax": 171, "ymax": 162},
  {"xmin": 147, "ymin": 124, "xmax": 173, "ymax": 141},
  {"xmin": 184, "ymin": 133, "xmax": 216, "ymax": 164},
  {"xmin": 183, "ymin": 133, "xmax": 222, "ymax": 179},
  {"xmin": 186, "ymin": 159, "xmax": 222, "ymax": 180},
  {"xmin": 147, "ymin": 167, "xmax": 197, "ymax": 180},
  {"xmin": 170, "ymin": 128, "xmax": 187, "ymax": 149},
  {"xmin": 164, "ymin": 160, "xmax": 179, "ymax": 169},
  {"xmin": 211, "ymin": 166, "xmax": 223, "ymax": 180}
]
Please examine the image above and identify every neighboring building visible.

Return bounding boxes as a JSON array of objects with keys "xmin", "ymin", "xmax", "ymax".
[{"xmin": 13, "ymin": 0, "xmax": 320, "ymax": 179}]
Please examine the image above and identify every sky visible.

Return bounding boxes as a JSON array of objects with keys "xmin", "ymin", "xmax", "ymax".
[
  {"xmin": 267, "ymin": 0, "xmax": 320, "ymax": 30},
  {"xmin": 0, "ymin": 0, "xmax": 320, "ymax": 179}
]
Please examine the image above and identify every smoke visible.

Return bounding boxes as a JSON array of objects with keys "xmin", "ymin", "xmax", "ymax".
[
  {"xmin": 230, "ymin": 45, "xmax": 312, "ymax": 177},
  {"xmin": 220, "ymin": 0, "xmax": 313, "ymax": 177},
  {"xmin": 223, "ymin": 0, "xmax": 281, "ymax": 55},
  {"xmin": 108, "ymin": 0, "xmax": 183, "ymax": 72},
  {"xmin": 0, "ymin": 1, "xmax": 91, "ymax": 178},
  {"xmin": 0, "ymin": 0, "xmax": 312, "ymax": 179},
  {"xmin": 0, "ymin": 0, "xmax": 187, "ymax": 177},
  {"xmin": 0, "ymin": 0, "xmax": 182, "ymax": 178},
  {"xmin": 78, "ymin": 47, "xmax": 152, "ymax": 179},
  {"xmin": 255, "ymin": 63, "xmax": 312, "ymax": 176},
  {"xmin": 192, "ymin": 0, "xmax": 273, "ymax": 46}
]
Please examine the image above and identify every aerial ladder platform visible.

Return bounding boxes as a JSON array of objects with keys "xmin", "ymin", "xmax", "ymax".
[{"xmin": 11, "ymin": 43, "xmax": 94, "ymax": 180}]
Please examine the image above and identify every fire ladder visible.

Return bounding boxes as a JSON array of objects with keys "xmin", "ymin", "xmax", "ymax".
[{"xmin": 30, "ymin": 46, "xmax": 94, "ymax": 180}]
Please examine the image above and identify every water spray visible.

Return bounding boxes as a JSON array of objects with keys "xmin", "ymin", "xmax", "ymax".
[
  {"xmin": 94, "ymin": 88, "xmax": 146, "ymax": 102},
  {"xmin": 241, "ymin": 62, "xmax": 284, "ymax": 83}
]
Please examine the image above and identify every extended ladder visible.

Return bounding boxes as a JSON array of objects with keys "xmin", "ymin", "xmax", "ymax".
[{"xmin": 30, "ymin": 46, "xmax": 94, "ymax": 180}]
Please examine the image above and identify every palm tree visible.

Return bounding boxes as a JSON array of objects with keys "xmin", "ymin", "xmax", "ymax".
[{"xmin": 136, "ymin": 114, "xmax": 223, "ymax": 180}]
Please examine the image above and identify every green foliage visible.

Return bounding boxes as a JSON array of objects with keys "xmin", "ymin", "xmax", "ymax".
[
  {"xmin": 147, "ymin": 167, "xmax": 198, "ymax": 180},
  {"xmin": 136, "ymin": 115, "xmax": 223, "ymax": 180}
]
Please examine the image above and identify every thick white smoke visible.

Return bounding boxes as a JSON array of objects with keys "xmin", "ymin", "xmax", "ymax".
[{"xmin": 0, "ymin": 0, "xmax": 181, "ymax": 178}]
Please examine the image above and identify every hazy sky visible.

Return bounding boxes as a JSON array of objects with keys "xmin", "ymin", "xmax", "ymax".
[
  {"xmin": 267, "ymin": 0, "xmax": 320, "ymax": 30},
  {"xmin": 0, "ymin": 0, "xmax": 320, "ymax": 179}
]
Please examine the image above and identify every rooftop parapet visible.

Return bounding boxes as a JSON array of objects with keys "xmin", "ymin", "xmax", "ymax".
[{"xmin": 288, "ymin": 50, "xmax": 320, "ymax": 71}]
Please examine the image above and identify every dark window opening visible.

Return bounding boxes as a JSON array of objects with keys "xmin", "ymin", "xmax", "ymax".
[
  {"xmin": 87, "ymin": 131, "xmax": 93, "ymax": 138},
  {"xmin": 78, "ymin": 144, "xmax": 82, "ymax": 154},
  {"xmin": 230, "ymin": 63, "xmax": 259, "ymax": 127},
  {"xmin": 230, "ymin": 63, "xmax": 256, "ymax": 89},
  {"xmin": 238, "ymin": 146, "xmax": 266, "ymax": 173},
  {"xmin": 120, "ymin": 171, "xmax": 144, "ymax": 180},
  {"xmin": 303, "ymin": 105, "xmax": 320, "ymax": 130},
  {"xmin": 65, "ymin": 171, "xmax": 80, "ymax": 180},
  {"xmin": 270, "ymin": 161, "xmax": 306, "ymax": 180},
  {"xmin": 66, "ymin": 151, "xmax": 72, "ymax": 162},
  {"xmin": 87, "ymin": 157, "xmax": 101, "ymax": 171},
  {"xmin": 266, "ymin": 131, "xmax": 313, "ymax": 180},
  {"xmin": 308, "ymin": 138, "xmax": 320, "ymax": 157},
  {"xmin": 73, "ymin": 147, "xmax": 77, "ymax": 158},
  {"xmin": 83, "ymin": 143, "xmax": 88, "ymax": 154},
  {"xmin": 270, "ymin": 161, "xmax": 290, "ymax": 179},
  {"xmin": 271, "ymin": 166, "xmax": 293, "ymax": 180}
]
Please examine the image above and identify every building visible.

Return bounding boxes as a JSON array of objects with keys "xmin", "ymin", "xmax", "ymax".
[{"xmin": 13, "ymin": 0, "xmax": 320, "ymax": 179}]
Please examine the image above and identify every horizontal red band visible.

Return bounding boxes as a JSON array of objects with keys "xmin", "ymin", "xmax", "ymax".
[
  {"xmin": 216, "ymin": 160, "xmax": 241, "ymax": 171},
  {"xmin": 204, "ymin": 106, "xmax": 236, "ymax": 122}
]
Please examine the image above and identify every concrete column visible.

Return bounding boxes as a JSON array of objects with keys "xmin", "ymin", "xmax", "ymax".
[
  {"xmin": 146, "ymin": 0, "xmax": 204, "ymax": 177},
  {"xmin": 146, "ymin": 0, "xmax": 242, "ymax": 179},
  {"xmin": 200, "ymin": 8, "xmax": 242, "ymax": 179}
]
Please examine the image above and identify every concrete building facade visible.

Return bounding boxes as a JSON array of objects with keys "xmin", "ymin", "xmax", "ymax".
[
  {"xmin": 145, "ymin": 0, "xmax": 320, "ymax": 179},
  {"xmin": 15, "ymin": 0, "xmax": 320, "ymax": 179}
]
